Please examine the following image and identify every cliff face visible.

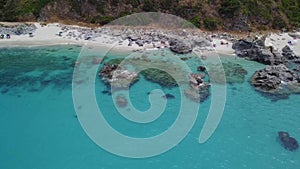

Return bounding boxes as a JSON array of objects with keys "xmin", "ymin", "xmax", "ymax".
[{"xmin": 1, "ymin": 0, "xmax": 300, "ymax": 31}]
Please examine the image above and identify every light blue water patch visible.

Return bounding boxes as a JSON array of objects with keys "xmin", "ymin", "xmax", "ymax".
[{"xmin": 0, "ymin": 46, "xmax": 299, "ymax": 169}]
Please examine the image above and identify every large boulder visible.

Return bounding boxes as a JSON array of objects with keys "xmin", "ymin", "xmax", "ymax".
[
  {"xmin": 233, "ymin": 38, "xmax": 286, "ymax": 65},
  {"xmin": 169, "ymin": 39, "xmax": 193, "ymax": 54},
  {"xmin": 193, "ymin": 38, "xmax": 211, "ymax": 48},
  {"xmin": 278, "ymin": 131, "xmax": 299, "ymax": 151},
  {"xmin": 282, "ymin": 45, "xmax": 298, "ymax": 60},
  {"xmin": 232, "ymin": 39, "xmax": 253, "ymax": 51},
  {"xmin": 251, "ymin": 64, "xmax": 300, "ymax": 95},
  {"xmin": 235, "ymin": 48, "xmax": 276, "ymax": 65}
]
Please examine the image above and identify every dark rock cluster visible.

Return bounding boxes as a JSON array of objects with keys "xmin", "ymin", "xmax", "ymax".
[
  {"xmin": 184, "ymin": 73, "xmax": 210, "ymax": 102},
  {"xmin": 0, "ymin": 23, "xmax": 36, "ymax": 35},
  {"xmin": 278, "ymin": 131, "xmax": 299, "ymax": 151},
  {"xmin": 251, "ymin": 64, "xmax": 300, "ymax": 95},
  {"xmin": 233, "ymin": 35, "xmax": 300, "ymax": 98},
  {"xmin": 233, "ymin": 38, "xmax": 285, "ymax": 65},
  {"xmin": 169, "ymin": 39, "xmax": 192, "ymax": 54},
  {"xmin": 282, "ymin": 45, "xmax": 300, "ymax": 63}
]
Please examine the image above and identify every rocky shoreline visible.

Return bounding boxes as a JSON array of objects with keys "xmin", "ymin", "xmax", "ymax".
[
  {"xmin": 1, "ymin": 22, "xmax": 300, "ymax": 100},
  {"xmin": 0, "ymin": 22, "xmax": 236, "ymax": 54},
  {"xmin": 232, "ymin": 33, "xmax": 300, "ymax": 98}
]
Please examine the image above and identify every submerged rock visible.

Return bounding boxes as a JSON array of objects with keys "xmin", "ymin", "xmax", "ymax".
[
  {"xmin": 209, "ymin": 62, "xmax": 248, "ymax": 84},
  {"xmin": 92, "ymin": 57, "xmax": 103, "ymax": 64},
  {"xmin": 140, "ymin": 68, "xmax": 178, "ymax": 88},
  {"xmin": 278, "ymin": 131, "xmax": 299, "ymax": 151},
  {"xmin": 197, "ymin": 66, "xmax": 206, "ymax": 72},
  {"xmin": 116, "ymin": 95, "xmax": 128, "ymax": 108},
  {"xmin": 162, "ymin": 93, "xmax": 175, "ymax": 99}
]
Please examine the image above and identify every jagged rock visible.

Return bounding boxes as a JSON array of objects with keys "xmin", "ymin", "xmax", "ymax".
[
  {"xmin": 232, "ymin": 39, "xmax": 253, "ymax": 51},
  {"xmin": 185, "ymin": 73, "xmax": 210, "ymax": 102},
  {"xmin": 278, "ymin": 131, "xmax": 299, "ymax": 151},
  {"xmin": 128, "ymin": 34, "xmax": 140, "ymax": 41},
  {"xmin": 233, "ymin": 39, "xmax": 286, "ymax": 65},
  {"xmin": 189, "ymin": 73, "xmax": 210, "ymax": 90},
  {"xmin": 251, "ymin": 64, "xmax": 300, "ymax": 95},
  {"xmin": 135, "ymin": 39, "xmax": 144, "ymax": 46},
  {"xmin": 169, "ymin": 39, "xmax": 192, "ymax": 54},
  {"xmin": 282, "ymin": 45, "xmax": 298, "ymax": 60},
  {"xmin": 98, "ymin": 64, "xmax": 139, "ymax": 90}
]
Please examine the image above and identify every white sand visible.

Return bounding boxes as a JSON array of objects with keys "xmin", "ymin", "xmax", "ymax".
[
  {"xmin": 0, "ymin": 23, "xmax": 144, "ymax": 52},
  {"xmin": 0, "ymin": 22, "xmax": 236, "ymax": 55},
  {"xmin": 211, "ymin": 38, "xmax": 235, "ymax": 55},
  {"xmin": 6, "ymin": 22, "xmax": 298, "ymax": 57},
  {"xmin": 265, "ymin": 32, "xmax": 300, "ymax": 55}
]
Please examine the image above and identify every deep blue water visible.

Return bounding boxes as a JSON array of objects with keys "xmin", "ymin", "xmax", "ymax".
[{"xmin": 0, "ymin": 46, "xmax": 299, "ymax": 169}]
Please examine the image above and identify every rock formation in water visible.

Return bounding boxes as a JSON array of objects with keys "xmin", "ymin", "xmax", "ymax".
[
  {"xmin": 162, "ymin": 93, "xmax": 175, "ymax": 99},
  {"xmin": 278, "ymin": 131, "xmax": 299, "ymax": 151},
  {"xmin": 185, "ymin": 73, "xmax": 210, "ymax": 102},
  {"xmin": 140, "ymin": 68, "xmax": 178, "ymax": 88},
  {"xmin": 208, "ymin": 62, "xmax": 248, "ymax": 84},
  {"xmin": 98, "ymin": 64, "xmax": 139, "ymax": 90},
  {"xmin": 251, "ymin": 64, "xmax": 300, "ymax": 95}
]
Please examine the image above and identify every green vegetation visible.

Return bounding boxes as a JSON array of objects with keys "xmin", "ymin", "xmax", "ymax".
[
  {"xmin": 189, "ymin": 17, "xmax": 201, "ymax": 28},
  {"xmin": 219, "ymin": 0, "xmax": 241, "ymax": 18},
  {"xmin": 203, "ymin": 18, "xmax": 218, "ymax": 31},
  {"xmin": 0, "ymin": 0, "xmax": 17, "ymax": 21},
  {"xmin": 19, "ymin": 0, "xmax": 53, "ymax": 17},
  {"xmin": 1, "ymin": 0, "xmax": 300, "ymax": 30},
  {"xmin": 142, "ymin": 0, "xmax": 157, "ymax": 12},
  {"xmin": 272, "ymin": 17, "xmax": 287, "ymax": 29}
]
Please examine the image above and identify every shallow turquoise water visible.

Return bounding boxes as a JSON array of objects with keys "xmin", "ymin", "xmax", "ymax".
[{"xmin": 0, "ymin": 46, "xmax": 299, "ymax": 169}]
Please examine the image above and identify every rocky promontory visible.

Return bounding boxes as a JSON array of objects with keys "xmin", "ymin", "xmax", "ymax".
[
  {"xmin": 251, "ymin": 64, "xmax": 300, "ymax": 95},
  {"xmin": 232, "ymin": 38, "xmax": 285, "ymax": 65}
]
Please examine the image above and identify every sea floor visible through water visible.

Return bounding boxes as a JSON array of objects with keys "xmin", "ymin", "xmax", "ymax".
[{"xmin": 0, "ymin": 45, "xmax": 299, "ymax": 169}]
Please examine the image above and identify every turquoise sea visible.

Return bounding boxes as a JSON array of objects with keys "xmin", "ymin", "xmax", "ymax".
[{"xmin": 0, "ymin": 45, "xmax": 299, "ymax": 169}]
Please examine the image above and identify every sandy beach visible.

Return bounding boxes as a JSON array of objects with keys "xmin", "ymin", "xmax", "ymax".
[
  {"xmin": 0, "ymin": 22, "xmax": 236, "ymax": 54},
  {"xmin": 0, "ymin": 22, "xmax": 299, "ymax": 57}
]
